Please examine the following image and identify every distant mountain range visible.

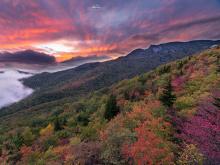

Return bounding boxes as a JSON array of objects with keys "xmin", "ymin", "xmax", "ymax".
[
  {"xmin": 0, "ymin": 50, "xmax": 111, "ymax": 73},
  {"xmin": 1, "ymin": 39, "xmax": 220, "ymax": 116},
  {"xmin": 0, "ymin": 50, "xmax": 56, "ymax": 64},
  {"xmin": 24, "ymin": 40, "xmax": 220, "ymax": 90},
  {"xmin": 62, "ymin": 55, "xmax": 110, "ymax": 64}
]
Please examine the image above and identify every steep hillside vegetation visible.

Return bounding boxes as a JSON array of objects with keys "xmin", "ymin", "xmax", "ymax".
[
  {"xmin": 0, "ymin": 46, "xmax": 219, "ymax": 164},
  {"xmin": 1, "ymin": 40, "xmax": 220, "ymax": 116}
]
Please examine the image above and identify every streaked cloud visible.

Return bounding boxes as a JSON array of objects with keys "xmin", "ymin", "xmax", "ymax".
[{"xmin": 0, "ymin": 0, "xmax": 219, "ymax": 61}]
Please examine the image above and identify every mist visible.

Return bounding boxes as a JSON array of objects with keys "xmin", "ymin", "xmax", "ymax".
[
  {"xmin": 0, "ymin": 57, "xmax": 111, "ymax": 109},
  {"xmin": 0, "ymin": 70, "xmax": 33, "ymax": 109}
]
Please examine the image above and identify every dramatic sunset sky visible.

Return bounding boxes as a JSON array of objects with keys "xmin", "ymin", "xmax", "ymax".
[{"xmin": 0, "ymin": 0, "xmax": 220, "ymax": 61}]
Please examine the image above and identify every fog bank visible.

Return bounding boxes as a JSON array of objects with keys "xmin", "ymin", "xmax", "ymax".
[{"xmin": 0, "ymin": 70, "xmax": 33, "ymax": 109}]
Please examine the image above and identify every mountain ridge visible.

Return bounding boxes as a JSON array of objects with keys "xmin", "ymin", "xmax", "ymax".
[
  {"xmin": 0, "ymin": 40, "xmax": 220, "ymax": 117},
  {"xmin": 0, "ymin": 50, "xmax": 56, "ymax": 64}
]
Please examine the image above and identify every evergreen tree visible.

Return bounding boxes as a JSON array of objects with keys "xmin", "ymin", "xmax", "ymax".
[
  {"xmin": 11, "ymin": 133, "xmax": 24, "ymax": 149},
  {"xmin": 159, "ymin": 79, "xmax": 176, "ymax": 108},
  {"xmin": 213, "ymin": 96, "xmax": 220, "ymax": 110},
  {"xmin": 217, "ymin": 56, "xmax": 220, "ymax": 73},
  {"xmin": 104, "ymin": 95, "xmax": 120, "ymax": 120},
  {"xmin": 54, "ymin": 117, "xmax": 62, "ymax": 131}
]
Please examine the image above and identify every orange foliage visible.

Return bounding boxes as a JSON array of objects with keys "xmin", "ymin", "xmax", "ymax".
[
  {"xmin": 123, "ymin": 121, "xmax": 174, "ymax": 165},
  {"xmin": 20, "ymin": 146, "xmax": 32, "ymax": 157},
  {"xmin": 125, "ymin": 101, "xmax": 162, "ymax": 126},
  {"xmin": 122, "ymin": 101, "xmax": 173, "ymax": 164},
  {"xmin": 53, "ymin": 145, "xmax": 73, "ymax": 161}
]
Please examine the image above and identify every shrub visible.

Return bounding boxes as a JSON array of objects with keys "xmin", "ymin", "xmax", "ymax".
[
  {"xmin": 55, "ymin": 130, "xmax": 71, "ymax": 139},
  {"xmin": 157, "ymin": 65, "xmax": 171, "ymax": 75},
  {"xmin": 179, "ymin": 95, "xmax": 220, "ymax": 164},
  {"xmin": 77, "ymin": 113, "xmax": 90, "ymax": 126},
  {"xmin": 40, "ymin": 124, "xmax": 54, "ymax": 137},
  {"xmin": 43, "ymin": 136, "xmax": 58, "ymax": 150},
  {"xmin": 152, "ymin": 106, "xmax": 167, "ymax": 118},
  {"xmin": 22, "ymin": 127, "xmax": 35, "ymax": 146},
  {"xmin": 123, "ymin": 121, "xmax": 174, "ymax": 165},
  {"xmin": 177, "ymin": 144, "xmax": 203, "ymax": 165},
  {"xmin": 100, "ymin": 119, "xmax": 135, "ymax": 165},
  {"xmin": 70, "ymin": 137, "xmax": 81, "ymax": 145},
  {"xmin": 80, "ymin": 126, "xmax": 98, "ymax": 140},
  {"xmin": 175, "ymin": 96, "xmax": 195, "ymax": 110}
]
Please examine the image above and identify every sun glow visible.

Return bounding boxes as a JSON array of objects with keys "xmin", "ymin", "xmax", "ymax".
[{"xmin": 34, "ymin": 40, "xmax": 76, "ymax": 55}]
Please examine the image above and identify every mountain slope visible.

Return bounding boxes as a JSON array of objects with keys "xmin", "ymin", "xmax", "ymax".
[
  {"xmin": 0, "ymin": 40, "xmax": 220, "ymax": 117},
  {"xmin": 24, "ymin": 40, "xmax": 220, "ymax": 89},
  {"xmin": 0, "ymin": 46, "xmax": 219, "ymax": 164},
  {"xmin": 25, "ymin": 40, "xmax": 220, "ymax": 96}
]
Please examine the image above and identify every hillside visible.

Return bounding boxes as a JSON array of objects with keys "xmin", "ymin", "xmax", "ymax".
[
  {"xmin": 0, "ymin": 46, "xmax": 219, "ymax": 164},
  {"xmin": 1, "ymin": 40, "xmax": 219, "ymax": 117}
]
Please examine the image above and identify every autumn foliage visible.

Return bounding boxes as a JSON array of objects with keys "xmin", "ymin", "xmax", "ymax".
[
  {"xmin": 178, "ymin": 93, "xmax": 220, "ymax": 164},
  {"xmin": 122, "ymin": 103, "xmax": 174, "ymax": 165}
]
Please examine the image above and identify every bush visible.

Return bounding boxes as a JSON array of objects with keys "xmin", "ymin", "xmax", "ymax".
[
  {"xmin": 175, "ymin": 96, "xmax": 195, "ymax": 110},
  {"xmin": 80, "ymin": 126, "xmax": 98, "ymax": 140},
  {"xmin": 43, "ymin": 136, "xmax": 58, "ymax": 150},
  {"xmin": 152, "ymin": 106, "xmax": 166, "ymax": 118},
  {"xmin": 177, "ymin": 144, "xmax": 203, "ymax": 165},
  {"xmin": 77, "ymin": 113, "xmax": 90, "ymax": 126},
  {"xmin": 55, "ymin": 130, "xmax": 71, "ymax": 139},
  {"xmin": 157, "ymin": 65, "xmax": 171, "ymax": 75},
  {"xmin": 22, "ymin": 127, "xmax": 35, "ymax": 146},
  {"xmin": 70, "ymin": 136, "xmax": 81, "ymax": 145},
  {"xmin": 31, "ymin": 118, "xmax": 47, "ymax": 127},
  {"xmin": 101, "ymin": 126, "xmax": 135, "ymax": 165},
  {"xmin": 51, "ymin": 107, "xmax": 64, "ymax": 116},
  {"xmin": 40, "ymin": 124, "xmax": 54, "ymax": 137}
]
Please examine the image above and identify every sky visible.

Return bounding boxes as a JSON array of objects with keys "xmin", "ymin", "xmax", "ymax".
[{"xmin": 0, "ymin": 0, "xmax": 220, "ymax": 61}]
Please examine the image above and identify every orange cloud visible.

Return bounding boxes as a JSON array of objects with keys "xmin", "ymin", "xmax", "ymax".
[
  {"xmin": 56, "ymin": 45, "xmax": 117, "ymax": 62},
  {"xmin": 0, "ymin": 0, "xmax": 220, "ymax": 62}
]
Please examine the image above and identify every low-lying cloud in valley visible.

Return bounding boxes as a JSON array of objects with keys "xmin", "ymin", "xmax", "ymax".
[{"xmin": 0, "ymin": 70, "xmax": 33, "ymax": 109}]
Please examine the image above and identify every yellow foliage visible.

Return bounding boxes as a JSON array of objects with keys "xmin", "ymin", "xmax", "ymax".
[
  {"xmin": 70, "ymin": 136, "xmax": 81, "ymax": 145},
  {"xmin": 177, "ymin": 144, "xmax": 204, "ymax": 165},
  {"xmin": 40, "ymin": 123, "xmax": 54, "ymax": 137}
]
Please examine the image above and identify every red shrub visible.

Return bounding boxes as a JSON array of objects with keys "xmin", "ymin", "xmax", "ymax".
[{"xmin": 179, "ymin": 94, "xmax": 220, "ymax": 164}]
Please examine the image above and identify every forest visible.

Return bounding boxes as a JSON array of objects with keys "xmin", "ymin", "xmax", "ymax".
[{"xmin": 0, "ymin": 46, "xmax": 219, "ymax": 164}]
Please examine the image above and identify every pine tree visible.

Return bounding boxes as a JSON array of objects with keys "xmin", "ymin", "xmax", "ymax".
[
  {"xmin": 213, "ymin": 96, "xmax": 220, "ymax": 110},
  {"xmin": 54, "ymin": 117, "xmax": 62, "ymax": 131},
  {"xmin": 104, "ymin": 95, "xmax": 120, "ymax": 120},
  {"xmin": 159, "ymin": 79, "xmax": 176, "ymax": 108},
  {"xmin": 11, "ymin": 133, "xmax": 24, "ymax": 149},
  {"xmin": 217, "ymin": 56, "xmax": 220, "ymax": 73}
]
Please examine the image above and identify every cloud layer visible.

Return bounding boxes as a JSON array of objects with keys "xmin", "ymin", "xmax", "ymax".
[
  {"xmin": 0, "ymin": 70, "xmax": 33, "ymax": 109},
  {"xmin": 0, "ymin": 0, "xmax": 220, "ymax": 61}
]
